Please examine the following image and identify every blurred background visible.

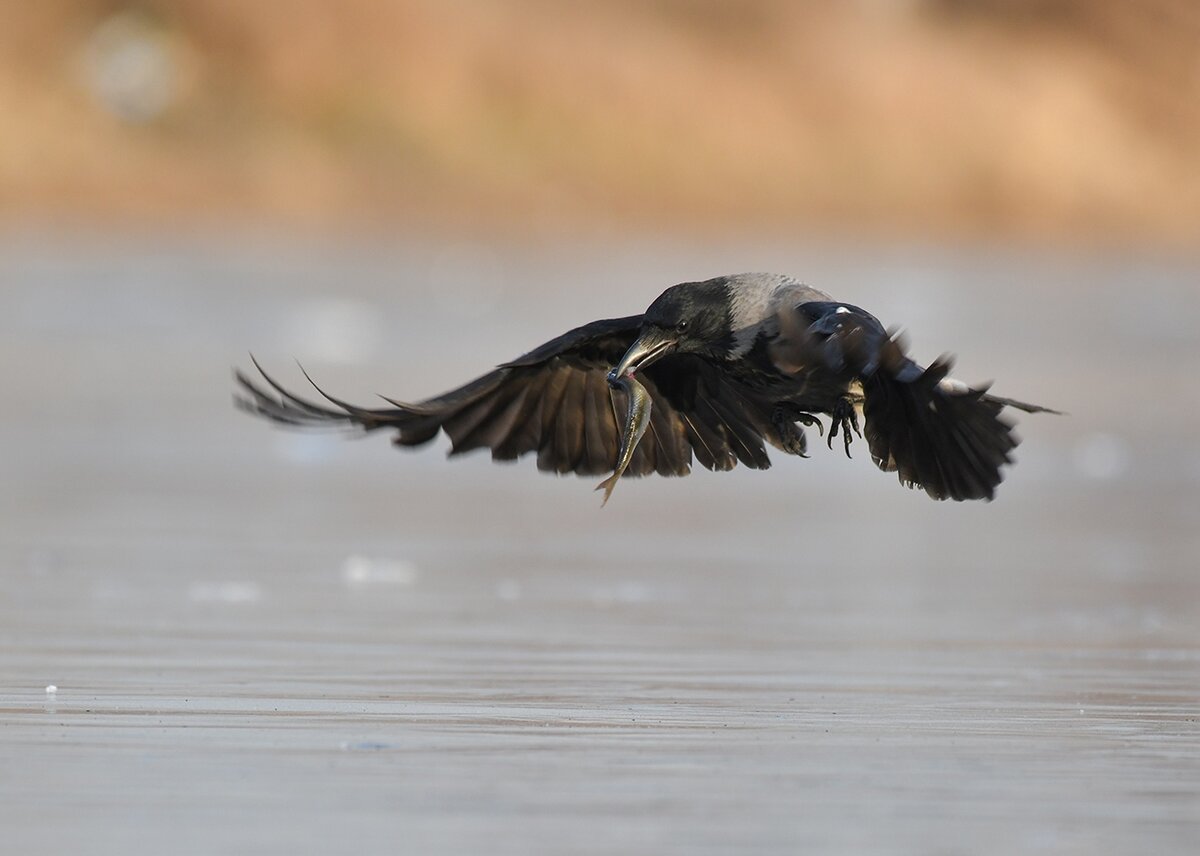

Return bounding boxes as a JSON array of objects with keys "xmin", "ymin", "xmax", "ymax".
[
  {"xmin": 4, "ymin": 0, "xmax": 1200, "ymax": 244},
  {"xmin": 3, "ymin": 4, "xmax": 1199, "ymax": 855}
]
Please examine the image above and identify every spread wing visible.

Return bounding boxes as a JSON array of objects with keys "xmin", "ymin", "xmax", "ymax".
[{"xmin": 235, "ymin": 316, "xmax": 785, "ymax": 478}]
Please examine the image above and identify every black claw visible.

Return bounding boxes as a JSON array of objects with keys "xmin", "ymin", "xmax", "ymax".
[
  {"xmin": 772, "ymin": 407, "xmax": 811, "ymax": 458},
  {"xmin": 827, "ymin": 397, "xmax": 858, "ymax": 458},
  {"xmin": 797, "ymin": 412, "xmax": 825, "ymax": 438}
]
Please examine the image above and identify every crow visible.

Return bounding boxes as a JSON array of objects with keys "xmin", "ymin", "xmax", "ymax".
[{"xmin": 235, "ymin": 273, "xmax": 1056, "ymax": 501}]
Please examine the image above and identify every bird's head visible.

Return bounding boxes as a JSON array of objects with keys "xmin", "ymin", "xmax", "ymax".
[{"xmin": 609, "ymin": 279, "xmax": 733, "ymax": 382}]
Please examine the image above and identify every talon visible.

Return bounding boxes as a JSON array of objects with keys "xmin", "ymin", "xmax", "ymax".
[
  {"xmin": 827, "ymin": 396, "xmax": 858, "ymax": 457},
  {"xmin": 771, "ymin": 407, "xmax": 810, "ymax": 457},
  {"xmin": 796, "ymin": 412, "xmax": 825, "ymax": 438}
]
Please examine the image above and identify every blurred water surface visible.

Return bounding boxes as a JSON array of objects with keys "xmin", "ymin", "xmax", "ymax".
[{"xmin": 0, "ymin": 233, "xmax": 1197, "ymax": 855}]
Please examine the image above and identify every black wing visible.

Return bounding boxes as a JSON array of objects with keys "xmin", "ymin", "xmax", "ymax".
[
  {"xmin": 235, "ymin": 316, "xmax": 787, "ymax": 478},
  {"xmin": 779, "ymin": 301, "xmax": 1056, "ymax": 501}
]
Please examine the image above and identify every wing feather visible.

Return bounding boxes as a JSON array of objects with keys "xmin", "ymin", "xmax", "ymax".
[
  {"xmin": 444, "ymin": 377, "xmax": 520, "ymax": 455},
  {"xmin": 643, "ymin": 383, "xmax": 692, "ymax": 477},
  {"xmin": 481, "ymin": 384, "xmax": 537, "ymax": 461},
  {"xmin": 552, "ymin": 369, "xmax": 588, "ymax": 474},
  {"xmin": 236, "ymin": 317, "xmax": 790, "ymax": 481},
  {"xmin": 492, "ymin": 373, "xmax": 548, "ymax": 461},
  {"xmin": 582, "ymin": 372, "xmax": 618, "ymax": 475},
  {"xmin": 536, "ymin": 367, "xmax": 572, "ymax": 472}
]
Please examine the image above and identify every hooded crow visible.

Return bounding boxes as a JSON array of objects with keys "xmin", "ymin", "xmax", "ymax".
[{"xmin": 235, "ymin": 273, "xmax": 1056, "ymax": 501}]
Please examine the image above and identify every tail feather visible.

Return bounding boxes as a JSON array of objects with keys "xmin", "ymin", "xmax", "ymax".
[
  {"xmin": 979, "ymin": 392, "xmax": 1063, "ymax": 415},
  {"xmin": 790, "ymin": 302, "xmax": 1047, "ymax": 501},
  {"xmin": 863, "ymin": 360, "xmax": 1018, "ymax": 501}
]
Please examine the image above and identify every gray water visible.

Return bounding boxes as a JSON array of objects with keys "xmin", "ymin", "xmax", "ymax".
[{"xmin": 1, "ymin": 233, "xmax": 1197, "ymax": 854}]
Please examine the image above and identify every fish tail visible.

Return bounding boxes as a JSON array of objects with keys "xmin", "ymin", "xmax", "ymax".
[{"xmin": 595, "ymin": 474, "xmax": 619, "ymax": 505}]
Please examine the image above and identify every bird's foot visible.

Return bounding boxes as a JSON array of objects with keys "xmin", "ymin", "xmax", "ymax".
[
  {"xmin": 771, "ymin": 407, "xmax": 813, "ymax": 457},
  {"xmin": 827, "ymin": 397, "xmax": 862, "ymax": 458},
  {"xmin": 794, "ymin": 411, "xmax": 824, "ymax": 438}
]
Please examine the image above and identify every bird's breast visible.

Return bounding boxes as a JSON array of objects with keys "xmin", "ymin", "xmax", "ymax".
[{"xmin": 720, "ymin": 342, "xmax": 851, "ymax": 412}]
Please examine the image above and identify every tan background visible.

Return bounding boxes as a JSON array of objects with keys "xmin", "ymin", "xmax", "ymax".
[{"xmin": 4, "ymin": 0, "xmax": 1199, "ymax": 245}]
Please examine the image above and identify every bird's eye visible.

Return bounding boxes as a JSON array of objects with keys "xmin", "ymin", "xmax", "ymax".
[{"xmin": 676, "ymin": 320, "xmax": 689, "ymax": 333}]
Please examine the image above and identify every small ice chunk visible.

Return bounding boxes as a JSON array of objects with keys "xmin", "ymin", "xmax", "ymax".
[
  {"xmin": 340, "ymin": 555, "xmax": 418, "ymax": 587},
  {"xmin": 188, "ymin": 581, "xmax": 263, "ymax": 604},
  {"xmin": 45, "ymin": 685, "xmax": 57, "ymax": 694}
]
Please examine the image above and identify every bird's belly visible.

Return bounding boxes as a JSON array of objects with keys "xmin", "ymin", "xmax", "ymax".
[
  {"xmin": 776, "ymin": 377, "xmax": 854, "ymax": 413},
  {"xmin": 725, "ymin": 362, "xmax": 851, "ymax": 414}
]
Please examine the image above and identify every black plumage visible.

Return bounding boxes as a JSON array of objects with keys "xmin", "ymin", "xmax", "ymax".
[{"xmin": 235, "ymin": 273, "xmax": 1056, "ymax": 500}]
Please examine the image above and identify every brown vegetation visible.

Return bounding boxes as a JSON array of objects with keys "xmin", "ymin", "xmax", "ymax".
[{"xmin": 2, "ymin": 1, "xmax": 1198, "ymax": 244}]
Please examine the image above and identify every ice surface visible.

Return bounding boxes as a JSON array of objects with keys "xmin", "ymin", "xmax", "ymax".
[{"xmin": 1, "ymin": 236, "xmax": 1197, "ymax": 856}]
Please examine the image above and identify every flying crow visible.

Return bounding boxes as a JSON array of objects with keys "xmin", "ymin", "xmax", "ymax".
[{"xmin": 235, "ymin": 273, "xmax": 1055, "ymax": 501}]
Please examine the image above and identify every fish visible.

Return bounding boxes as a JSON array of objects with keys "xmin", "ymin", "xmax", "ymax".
[{"xmin": 595, "ymin": 371, "xmax": 653, "ymax": 505}]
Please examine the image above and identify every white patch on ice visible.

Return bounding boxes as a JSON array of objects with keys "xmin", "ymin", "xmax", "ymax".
[
  {"xmin": 495, "ymin": 580, "xmax": 522, "ymax": 602},
  {"xmin": 590, "ymin": 581, "xmax": 652, "ymax": 607},
  {"xmin": 283, "ymin": 297, "xmax": 382, "ymax": 366},
  {"xmin": 273, "ymin": 431, "xmax": 340, "ymax": 466},
  {"xmin": 188, "ymin": 581, "xmax": 263, "ymax": 604},
  {"xmin": 45, "ymin": 685, "xmax": 57, "ymax": 694},
  {"xmin": 340, "ymin": 555, "xmax": 419, "ymax": 587},
  {"xmin": 1072, "ymin": 432, "xmax": 1130, "ymax": 480}
]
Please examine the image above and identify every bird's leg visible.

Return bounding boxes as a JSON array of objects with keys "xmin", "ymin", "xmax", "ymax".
[
  {"xmin": 771, "ymin": 406, "xmax": 812, "ymax": 457},
  {"xmin": 826, "ymin": 397, "xmax": 862, "ymax": 458}
]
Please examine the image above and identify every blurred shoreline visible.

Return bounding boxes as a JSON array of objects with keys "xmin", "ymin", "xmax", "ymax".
[{"xmin": 3, "ymin": 1, "xmax": 1199, "ymax": 249}]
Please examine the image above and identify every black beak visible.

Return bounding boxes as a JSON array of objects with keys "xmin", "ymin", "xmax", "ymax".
[{"xmin": 608, "ymin": 330, "xmax": 677, "ymax": 384}]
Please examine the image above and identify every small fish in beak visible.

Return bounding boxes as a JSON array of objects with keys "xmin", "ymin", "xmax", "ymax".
[
  {"xmin": 595, "ymin": 372, "xmax": 653, "ymax": 505},
  {"xmin": 595, "ymin": 329, "xmax": 679, "ymax": 504}
]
